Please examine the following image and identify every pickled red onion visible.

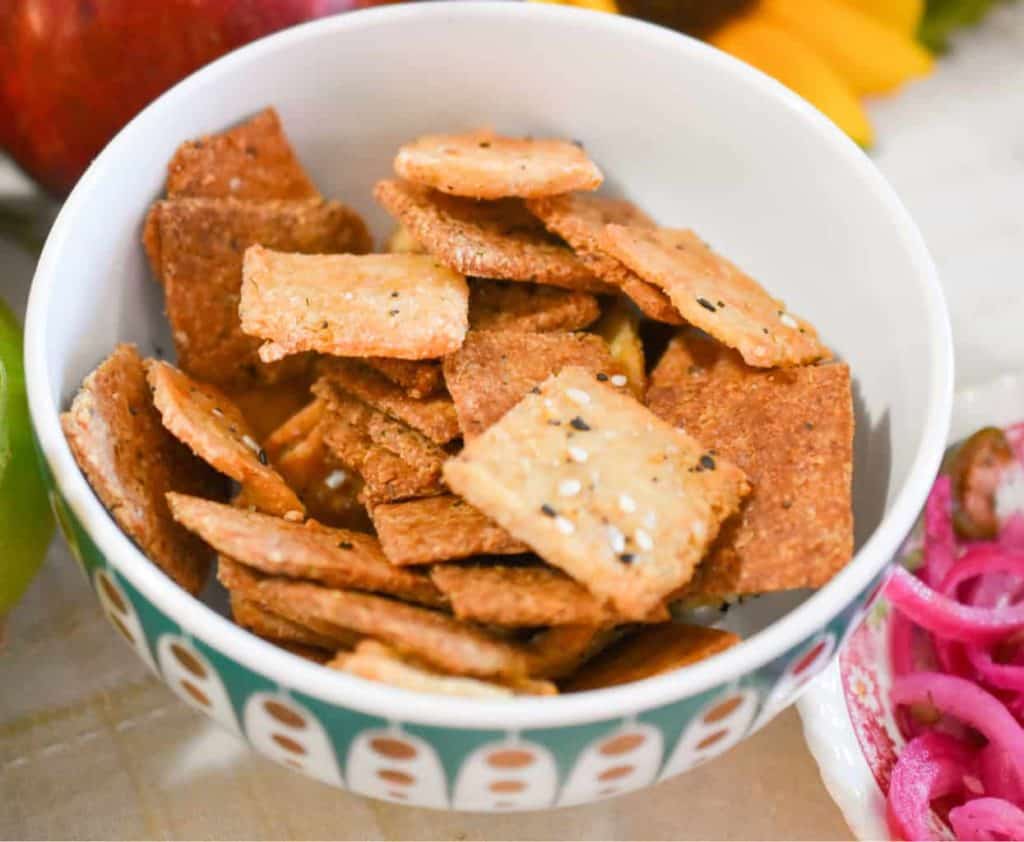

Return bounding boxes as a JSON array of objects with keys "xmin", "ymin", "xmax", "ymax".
[
  {"xmin": 948, "ymin": 797, "xmax": 1024, "ymax": 841},
  {"xmin": 978, "ymin": 742, "xmax": 1024, "ymax": 804},
  {"xmin": 921, "ymin": 475, "xmax": 956, "ymax": 588}
]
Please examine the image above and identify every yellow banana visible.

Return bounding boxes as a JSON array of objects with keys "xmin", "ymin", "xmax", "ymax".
[{"xmin": 841, "ymin": 0, "xmax": 925, "ymax": 35}]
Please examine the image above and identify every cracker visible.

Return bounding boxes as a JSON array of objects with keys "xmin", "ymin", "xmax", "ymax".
[
  {"xmin": 374, "ymin": 179, "xmax": 610, "ymax": 292},
  {"xmin": 593, "ymin": 299, "xmax": 647, "ymax": 399},
  {"xmin": 316, "ymin": 359, "xmax": 460, "ymax": 445},
  {"xmin": 142, "ymin": 203, "xmax": 163, "ymax": 281},
  {"xmin": 273, "ymin": 642, "xmax": 335, "ymax": 664},
  {"xmin": 146, "ymin": 360, "xmax": 304, "ymax": 517},
  {"xmin": 230, "ymin": 592, "xmax": 349, "ymax": 652},
  {"xmin": 430, "ymin": 563, "xmax": 669, "ymax": 627},
  {"xmin": 526, "ymin": 193, "xmax": 683, "ymax": 324},
  {"xmin": 369, "ymin": 495, "xmax": 528, "ymax": 566},
  {"xmin": 61, "ymin": 345, "xmax": 224, "ymax": 595},
  {"xmin": 394, "ymin": 129, "xmax": 603, "ymax": 200},
  {"xmin": 364, "ymin": 358, "xmax": 443, "ymax": 399},
  {"xmin": 263, "ymin": 401, "xmax": 325, "ymax": 462},
  {"xmin": 329, "ymin": 641, "xmax": 557, "ymax": 698},
  {"xmin": 165, "ymin": 107, "xmax": 318, "ymax": 200},
  {"xmin": 222, "ymin": 371, "xmax": 313, "ymax": 441},
  {"xmin": 601, "ymin": 225, "xmax": 828, "ymax": 367},
  {"xmin": 647, "ymin": 332, "xmax": 854, "ymax": 595},
  {"xmin": 240, "ymin": 247, "xmax": 469, "ymax": 363},
  {"xmin": 385, "ymin": 224, "xmax": 426, "ymax": 254},
  {"xmin": 443, "ymin": 366, "xmax": 750, "ymax": 619},
  {"xmin": 562, "ymin": 623, "xmax": 740, "ymax": 691},
  {"xmin": 442, "ymin": 330, "xmax": 619, "ymax": 440},
  {"xmin": 168, "ymin": 494, "xmax": 442, "ymax": 606},
  {"xmin": 526, "ymin": 625, "xmax": 618, "ymax": 680},
  {"xmin": 154, "ymin": 197, "xmax": 371, "ymax": 385},
  {"xmin": 469, "ymin": 279, "xmax": 600, "ymax": 333}
]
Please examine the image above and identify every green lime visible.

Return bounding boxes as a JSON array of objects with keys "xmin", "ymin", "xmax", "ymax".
[{"xmin": 0, "ymin": 298, "xmax": 53, "ymax": 618}]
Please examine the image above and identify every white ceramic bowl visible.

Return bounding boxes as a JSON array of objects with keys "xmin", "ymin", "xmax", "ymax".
[{"xmin": 24, "ymin": 2, "xmax": 952, "ymax": 810}]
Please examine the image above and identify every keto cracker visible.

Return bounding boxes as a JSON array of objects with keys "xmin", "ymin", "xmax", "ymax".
[
  {"xmin": 443, "ymin": 366, "xmax": 750, "ymax": 620},
  {"xmin": 230, "ymin": 592, "xmax": 346, "ymax": 652},
  {"xmin": 601, "ymin": 225, "xmax": 828, "ymax": 367},
  {"xmin": 374, "ymin": 179, "xmax": 609, "ymax": 292},
  {"xmin": 61, "ymin": 345, "xmax": 224, "ymax": 595},
  {"xmin": 527, "ymin": 193, "xmax": 683, "ymax": 324},
  {"xmin": 240, "ymin": 247, "xmax": 469, "ymax": 363},
  {"xmin": 526, "ymin": 625, "xmax": 618, "ymax": 680},
  {"xmin": 443, "ymin": 330, "xmax": 619, "ymax": 440},
  {"xmin": 146, "ymin": 360, "xmax": 304, "ymax": 517},
  {"xmin": 469, "ymin": 279, "xmax": 600, "ymax": 333},
  {"xmin": 153, "ymin": 197, "xmax": 371, "ymax": 385},
  {"xmin": 168, "ymin": 493, "xmax": 443, "ymax": 606},
  {"xmin": 647, "ymin": 331, "xmax": 854, "ymax": 595},
  {"xmin": 369, "ymin": 495, "xmax": 528, "ymax": 566},
  {"xmin": 364, "ymin": 358, "xmax": 443, "ymax": 399},
  {"xmin": 593, "ymin": 299, "xmax": 647, "ymax": 399},
  {"xmin": 394, "ymin": 130, "xmax": 603, "ymax": 200}
]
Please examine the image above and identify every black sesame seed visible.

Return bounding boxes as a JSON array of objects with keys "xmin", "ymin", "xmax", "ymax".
[
  {"xmin": 782, "ymin": 500, "xmax": 793, "ymax": 509},
  {"xmin": 390, "ymin": 291, "xmax": 400, "ymax": 298},
  {"xmin": 697, "ymin": 297, "xmax": 717, "ymax": 312},
  {"xmin": 530, "ymin": 386, "xmax": 541, "ymax": 394},
  {"xmin": 717, "ymin": 300, "xmax": 725, "ymax": 307},
  {"xmin": 338, "ymin": 541, "xmax": 353, "ymax": 550},
  {"xmin": 321, "ymin": 320, "xmax": 329, "ymax": 329},
  {"xmin": 389, "ymin": 309, "xmax": 400, "ymax": 316},
  {"xmin": 128, "ymin": 406, "xmax": 138, "ymax": 416},
  {"xmin": 720, "ymin": 601, "xmax": 731, "ymax": 613},
  {"xmin": 548, "ymin": 419, "xmax": 562, "ymax": 426},
  {"xmin": 541, "ymin": 504, "xmax": 557, "ymax": 518},
  {"xmin": 618, "ymin": 553, "xmax": 635, "ymax": 564},
  {"xmin": 762, "ymin": 328, "xmax": 769, "ymax": 335},
  {"xmin": 257, "ymin": 448, "xmax": 268, "ymax": 466},
  {"xmin": 596, "ymin": 372, "xmax": 609, "ymax": 382},
  {"xmin": 569, "ymin": 416, "xmax": 591, "ymax": 431},
  {"xmin": 804, "ymin": 421, "xmax": 814, "ymax": 430},
  {"xmin": 479, "ymin": 141, "xmax": 491, "ymax": 148},
  {"xmin": 700, "ymin": 453, "xmax": 716, "ymax": 470}
]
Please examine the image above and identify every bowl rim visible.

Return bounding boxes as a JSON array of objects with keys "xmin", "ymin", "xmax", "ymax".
[{"xmin": 24, "ymin": 0, "xmax": 954, "ymax": 731}]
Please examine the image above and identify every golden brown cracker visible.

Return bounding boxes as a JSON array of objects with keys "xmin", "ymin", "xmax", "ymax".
[
  {"xmin": 230, "ymin": 592, "xmax": 348, "ymax": 652},
  {"xmin": 374, "ymin": 179, "xmax": 609, "ymax": 292},
  {"xmin": 601, "ymin": 226, "xmax": 828, "ymax": 367},
  {"xmin": 222, "ymin": 370, "xmax": 314, "ymax": 442},
  {"xmin": 263, "ymin": 400, "xmax": 325, "ymax": 463},
  {"xmin": 469, "ymin": 279, "xmax": 600, "ymax": 333},
  {"xmin": 364, "ymin": 358, "xmax": 444, "ymax": 400},
  {"xmin": 240, "ymin": 247, "xmax": 469, "ymax": 363},
  {"xmin": 647, "ymin": 332, "xmax": 854, "ymax": 595},
  {"xmin": 443, "ymin": 366, "xmax": 750, "ymax": 620},
  {"xmin": 61, "ymin": 345, "xmax": 224, "ymax": 595},
  {"xmin": 394, "ymin": 129, "xmax": 602, "ymax": 200},
  {"xmin": 526, "ymin": 194, "xmax": 683, "ymax": 324},
  {"xmin": 155, "ymin": 197, "xmax": 371, "ymax": 385},
  {"xmin": 442, "ymin": 330, "xmax": 619, "ymax": 440},
  {"xmin": 369, "ymin": 495, "xmax": 528, "ymax": 566},
  {"xmin": 385, "ymin": 224, "xmax": 426, "ymax": 254},
  {"xmin": 168, "ymin": 494, "xmax": 442, "ymax": 606},
  {"xmin": 526, "ymin": 625, "xmax": 617, "ymax": 680},
  {"xmin": 316, "ymin": 359, "xmax": 460, "ymax": 445},
  {"xmin": 165, "ymin": 107, "xmax": 319, "ymax": 200},
  {"xmin": 146, "ymin": 360, "xmax": 304, "ymax": 517},
  {"xmin": 142, "ymin": 203, "xmax": 163, "ymax": 282},
  {"xmin": 562, "ymin": 624, "xmax": 740, "ymax": 691},
  {"xmin": 593, "ymin": 299, "xmax": 647, "ymax": 399}
]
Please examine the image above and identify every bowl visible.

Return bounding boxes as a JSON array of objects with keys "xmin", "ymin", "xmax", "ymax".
[{"xmin": 24, "ymin": 1, "xmax": 952, "ymax": 811}]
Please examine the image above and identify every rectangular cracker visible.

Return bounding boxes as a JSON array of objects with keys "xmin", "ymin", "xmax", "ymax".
[
  {"xmin": 165, "ymin": 107, "xmax": 319, "ymax": 200},
  {"xmin": 647, "ymin": 331, "xmax": 854, "ymax": 595},
  {"xmin": 394, "ymin": 129, "xmax": 602, "ymax": 200},
  {"xmin": 442, "ymin": 330, "xmax": 620, "ymax": 440},
  {"xmin": 230, "ymin": 592, "xmax": 350, "ymax": 652},
  {"xmin": 562, "ymin": 624, "xmax": 741, "ymax": 691},
  {"xmin": 240, "ymin": 247, "xmax": 469, "ymax": 363},
  {"xmin": 369, "ymin": 495, "xmax": 528, "ymax": 566},
  {"xmin": 61, "ymin": 345, "xmax": 225, "ymax": 595},
  {"xmin": 374, "ymin": 179, "xmax": 611, "ymax": 292},
  {"xmin": 316, "ymin": 359, "xmax": 459, "ymax": 445},
  {"xmin": 430, "ymin": 563, "xmax": 669, "ymax": 627},
  {"xmin": 443, "ymin": 366, "xmax": 750, "ymax": 619},
  {"xmin": 601, "ymin": 225, "xmax": 828, "ymax": 368},
  {"xmin": 469, "ymin": 278, "xmax": 600, "ymax": 333},
  {"xmin": 593, "ymin": 299, "xmax": 647, "ymax": 399},
  {"xmin": 146, "ymin": 360, "xmax": 304, "ymax": 517},
  {"xmin": 365, "ymin": 357, "xmax": 443, "ymax": 399},
  {"xmin": 329, "ymin": 641, "xmax": 557, "ymax": 698},
  {"xmin": 525, "ymin": 625, "xmax": 618, "ymax": 680},
  {"xmin": 169, "ymin": 493, "xmax": 443, "ymax": 607},
  {"xmin": 154, "ymin": 197, "xmax": 371, "ymax": 385},
  {"xmin": 527, "ymin": 193, "xmax": 683, "ymax": 324}
]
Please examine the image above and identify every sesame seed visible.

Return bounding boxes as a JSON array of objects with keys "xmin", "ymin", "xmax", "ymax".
[
  {"xmin": 596, "ymin": 372, "xmax": 609, "ymax": 382},
  {"xmin": 269, "ymin": 550, "xmax": 283, "ymax": 563},
  {"xmin": 257, "ymin": 448, "xmax": 268, "ymax": 466},
  {"xmin": 610, "ymin": 374, "xmax": 628, "ymax": 387},
  {"xmin": 635, "ymin": 528, "xmax": 653, "ymax": 551},
  {"xmin": 697, "ymin": 297, "xmax": 717, "ymax": 312},
  {"xmin": 644, "ymin": 511, "xmax": 657, "ymax": 529},
  {"xmin": 700, "ymin": 453, "xmax": 716, "ymax": 471},
  {"xmin": 570, "ymin": 416, "xmax": 591, "ymax": 431},
  {"xmin": 606, "ymin": 524, "xmax": 626, "ymax": 554},
  {"xmin": 544, "ymin": 398, "xmax": 555, "ymax": 409},
  {"xmin": 338, "ymin": 541, "xmax": 353, "ymax": 550},
  {"xmin": 566, "ymin": 387, "xmax": 591, "ymax": 406},
  {"xmin": 229, "ymin": 176, "xmax": 242, "ymax": 191},
  {"xmin": 692, "ymin": 521, "xmax": 707, "ymax": 541},
  {"xmin": 344, "ymin": 292, "xmax": 354, "ymax": 300},
  {"xmin": 324, "ymin": 469, "xmax": 348, "ymax": 489},
  {"xmin": 241, "ymin": 434, "xmax": 261, "ymax": 453},
  {"xmin": 618, "ymin": 493, "xmax": 637, "ymax": 513},
  {"xmin": 619, "ymin": 553, "xmax": 635, "ymax": 564},
  {"xmin": 212, "ymin": 407, "xmax": 224, "ymax": 417},
  {"xmin": 779, "ymin": 312, "xmax": 798, "ymax": 329},
  {"xmin": 555, "ymin": 516, "xmax": 575, "ymax": 535},
  {"xmin": 559, "ymin": 479, "xmax": 582, "ymax": 497},
  {"xmin": 540, "ymin": 503, "xmax": 557, "ymax": 517},
  {"xmin": 283, "ymin": 510, "xmax": 303, "ymax": 522},
  {"xmin": 568, "ymin": 445, "xmax": 589, "ymax": 463}
]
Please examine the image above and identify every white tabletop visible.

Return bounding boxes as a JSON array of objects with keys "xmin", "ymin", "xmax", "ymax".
[{"xmin": 3, "ymin": 7, "xmax": 1023, "ymax": 838}]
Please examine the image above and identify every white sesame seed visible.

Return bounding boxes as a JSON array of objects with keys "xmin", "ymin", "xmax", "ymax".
[
  {"xmin": 610, "ymin": 374, "xmax": 628, "ymax": 387},
  {"xmin": 644, "ymin": 511, "xmax": 657, "ymax": 529},
  {"xmin": 343, "ymin": 292, "xmax": 354, "ymax": 300},
  {"xmin": 241, "ymin": 434, "xmax": 261, "ymax": 453},
  {"xmin": 544, "ymin": 398, "xmax": 555, "ymax": 409},
  {"xmin": 559, "ymin": 479, "xmax": 582, "ymax": 497},
  {"xmin": 568, "ymin": 446, "xmax": 589, "ymax": 463},
  {"xmin": 692, "ymin": 521, "xmax": 707, "ymax": 542},
  {"xmin": 283, "ymin": 510, "xmax": 303, "ymax": 522},
  {"xmin": 618, "ymin": 493, "xmax": 637, "ymax": 513},
  {"xmin": 676, "ymin": 425, "xmax": 687, "ymax": 436},
  {"xmin": 555, "ymin": 516, "xmax": 575, "ymax": 535},
  {"xmin": 228, "ymin": 176, "xmax": 242, "ymax": 191},
  {"xmin": 635, "ymin": 528, "xmax": 654, "ymax": 551},
  {"xmin": 779, "ymin": 312, "xmax": 798, "ymax": 329},
  {"xmin": 269, "ymin": 550, "xmax": 283, "ymax": 563},
  {"xmin": 566, "ymin": 387, "xmax": 591, "ymax": 406},
  {"xmin": 324, "ymin": 469, "xmax": 348, "ymax": 490},
  {"xmin": 606, "ymin": 524, "xmax": 626, "ymax": 554}
]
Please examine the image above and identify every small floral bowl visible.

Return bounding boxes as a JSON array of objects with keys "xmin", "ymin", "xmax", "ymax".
[{"xmin": 25, "ymin": 2, "xmax": 951, "ymax": 810}]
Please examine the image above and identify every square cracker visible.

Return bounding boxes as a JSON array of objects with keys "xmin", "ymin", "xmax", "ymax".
[
  {"xmin": 316, "ymin": 359, "xmax": 460, "ymax": 445},
  {"xmin": 240, "ymin": 247, "xmax": 469, "ymax": 363},
  {"xmin": 369, "ymin": 495, "xmax": 528, "ymax": 566},
  {"xmin": 469, "ymin": 279, "xmax": 600, "ymax": 334},
  {"xmin": 527, "ymin": 194, "xmax": 683, "ymax": 324},
  {"xmin": 443, "ymin": 366, "xmax": 750, "ymax": 619},
  {"xmin": 61, "ymin": 345, "xmax": 225, "ymax": 595},
  {"xmin": 153, "ymin": 197, "xmax": 371, "ymax": 385},
  {"xmin": 430, "ymin": 563, "xmax": 669, "ymax": 627},
  {"xmin": 168, "ymin": 493, "xmax": 442, "ymax": 606},
  {"xmin": 601, "ymin": 225, "xmax": 828, "ymax": 368},
  {"xmin": 443, "ymin": 330, "xmax": 619, "ymax": 440},
  {"xmin": 394, "ymin": 129, "xmax": 602, "ymax": 200},
  {"xmin": 365, "ymin": 358, "xmax": 443, "ymax": 399},
  {"xmin": 146, "ymin": 360, "xmax": 304, "ymax": 517},
  {"xmin": 562, "ymin": 624, "xmax": 740, "ymax": 692},
  {"xmin": 647, "ymin": 331, "xmax": 854, "ymax": 595},
  {"xmin": 165, "ymin": 107, "xmax": 318, "ymax": 200},
  {"xmin": 230, "ymin": 592, "xmax": 349, "ymax": 652},
  {"xmin": 374, "ymin": 179, "xmax": 610, "ymax": 292}
]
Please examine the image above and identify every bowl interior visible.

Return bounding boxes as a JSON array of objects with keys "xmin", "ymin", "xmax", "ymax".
[{"xmin": 28, "ymin": 3, "xmax": 949, "ymax": 698}]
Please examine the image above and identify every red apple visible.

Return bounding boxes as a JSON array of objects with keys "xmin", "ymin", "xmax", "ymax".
[{"xmin": 0, "ymin": 0, "xmax": 390, "ymax": 196}]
